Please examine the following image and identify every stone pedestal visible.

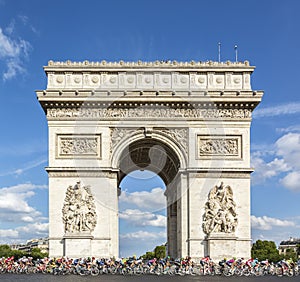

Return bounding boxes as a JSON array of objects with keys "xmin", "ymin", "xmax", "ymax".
[
  {"xmin": 206, "ymin": 233, "xmax": 237, "ymax": 261},
  {"xmin": 63, "ymin": 232, "xmax": 93, "ymax": 258}
]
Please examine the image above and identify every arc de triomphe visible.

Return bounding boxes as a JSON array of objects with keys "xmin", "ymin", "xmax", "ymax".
[{"xmin": 36, "ymin": 60, "xmax": 263, "ymax": 260}]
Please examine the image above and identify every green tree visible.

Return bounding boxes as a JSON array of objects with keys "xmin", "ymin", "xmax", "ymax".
[
  {"xmin": 283, "ymin": 248, "xmax": 297, "ymax": 261},
  {"xmin": 30, "ymin": 248, "xmax": 48, "ymax": 260},
  {"xmin": 296, "ymin": 244, "xmax": 300, "ymax": 259},
  {"xmin": 251, "ymin": 240, "xmax": 282, "ymax": 262},
  {"xmin": 0, "ymin": 245, "xmax": 26, "ymax": 259},
  {"xmin": 154, "ymin": 245, "xmax": 166, "ymax": 259},
  {"xmin": 0, "ymin": 245, "xmax": 12, "ymax": 257},
  {"xmin": 141, "ymin": 251, "xmax": 155, "ymax": 260},
  {"xmin": 11, "ymin": 249, "xmax": 27, "ymax": 260}
]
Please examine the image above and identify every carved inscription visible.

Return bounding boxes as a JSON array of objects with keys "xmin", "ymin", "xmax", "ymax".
[
  {"xmin": 203, "ymin": 182, "xmax": 238, "ymax": 234},
  {"xmin": 62, "ymin": 181, "xmax": 97, "ymax": 234},
  {"xmin": 198, "ymin": 135, "xmax": 241, "ymax": 159},
  {"xmin": 57, "ymin": 134, "xmax": 101, "ymax": 158}
]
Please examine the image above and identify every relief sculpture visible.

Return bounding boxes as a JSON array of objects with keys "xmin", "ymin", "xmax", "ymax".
[
  {"xmin": 60, "ymin": 137, "xmax": 98, "ymax": 155},
  {"xmin": 62, "ymin": 181, "xmax": 97, "ymax": 233},
  {"xmin": 47, "ymin": 107, "xmax": 252, "ymax": 120},
  {"xmin": 203, "ymin": 182, "xmax": 238, "ymax": 234},
  {"xmin": 199, "ymin": 138, "xmax": 239, "ymax": 156}
]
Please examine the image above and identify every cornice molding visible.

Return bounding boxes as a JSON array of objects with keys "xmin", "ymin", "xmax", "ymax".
[
  {"xmin": 46, "ymin": 167, "xmax": 117, "ymax": 178},
  {"xmin": 187, "ymin": 168, "xmax": 253, "ymax": 179},
  {"xmin": 46, "ymin": 59, "xmax": 253, "ymax": 69}
]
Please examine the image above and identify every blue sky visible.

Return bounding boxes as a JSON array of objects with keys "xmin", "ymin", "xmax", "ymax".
[{"xmin": 0, "ymin": 0, "xmax": 300, "ymax": 257}]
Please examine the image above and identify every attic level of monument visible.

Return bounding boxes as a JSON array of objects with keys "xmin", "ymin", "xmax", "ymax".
[
  {"xmin": 37, "ymin": 60, "xmax": 263, "ymax": 119},
  {"xmin": 41, "ymin": 60, "xmax": 259, "ymax": 92}
]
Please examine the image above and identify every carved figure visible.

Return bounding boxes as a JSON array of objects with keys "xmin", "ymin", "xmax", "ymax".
[
  {"xmin": 62, "ymin": 181, "xmax": 97, "ymax": 233},
  {"xmin": 203, "ymin": 182, "xmax": 238, "ymax": 234}
]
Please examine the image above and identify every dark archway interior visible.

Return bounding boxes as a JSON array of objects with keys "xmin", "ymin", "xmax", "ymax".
[{"xmin": 118, "ymin": 138, "xmax": 180, "ymax": 187}]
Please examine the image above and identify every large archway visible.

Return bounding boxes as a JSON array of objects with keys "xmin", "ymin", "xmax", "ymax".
[
  {"xmin": 118, "ymin": 138, "xmax": 180, "ymax": 187},
  {"xmin": 37, "ymin": 59, "xmax": 263, "ymax": 260},
  {"xmin": 118, "ymin": 169, "xmax": 166, "ymax": 257},
  {"xmin": 116, "ymin": 137, "xmax": 182, "ymax": 258}
]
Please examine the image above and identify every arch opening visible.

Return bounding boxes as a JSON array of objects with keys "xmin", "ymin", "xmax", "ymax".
[
  {"xmin": 118, "ymin": 170, "xmax": 167, "ymax": 257},
  {"xmin": 117, "ymin": 137, "xmax": 182, "ymax": 258},
  {"xmin": 117, "ymin": 137, "xmax": 181, "ymax": 187}
]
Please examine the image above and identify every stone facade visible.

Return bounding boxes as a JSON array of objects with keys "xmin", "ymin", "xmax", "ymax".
[{"xmin": 36, "ymin": 60, "xmax": 263, "ymax": 260}]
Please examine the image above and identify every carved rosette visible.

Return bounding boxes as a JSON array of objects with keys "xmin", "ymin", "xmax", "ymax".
[
  {"xmin": 202, "ymin": 182, "xmax": 238, "ymax": 235},
  {"xmin": 62, "ymin": 182, "xmax": 97, "ymax": 234}
]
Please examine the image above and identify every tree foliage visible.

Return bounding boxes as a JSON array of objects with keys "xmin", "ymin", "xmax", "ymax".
[
  {"xmin": 141, "ymin": 251, "xmax": 155, "ymax": 260},
  {"xmin": 251, "ymin": 240, "xmax": 282, "ymax": 262},
  {"xmin": 141, "ymin": 244, "xmax": 166, "ymax": 259},
  {"xmin": 154, "ymin": 245, "xmax": 166, "ymax": 259},
  {"xmin": 30, "ymin": 248, "xmax": 48, "ymax": 260},
  {"xmin": 0, "ymin": 245, "xmax": 48, "ymax": 260}
]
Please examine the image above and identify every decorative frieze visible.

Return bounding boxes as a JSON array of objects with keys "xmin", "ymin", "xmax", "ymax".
[
  {"xmin": 57, "ymin": 134, "xmax": 101, "ymax": 158},
  {"xmin": 197, "ymin": 135, "xmax": 242, "ymax": 159},
  {"xmin": 48, "ymin": 107, "xmax": 251, "ymax": 120}
]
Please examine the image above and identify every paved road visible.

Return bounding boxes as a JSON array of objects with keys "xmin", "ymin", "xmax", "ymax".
[{"xmin": 0, "ymin": 274, "xmax": 299, "ymax": 282}]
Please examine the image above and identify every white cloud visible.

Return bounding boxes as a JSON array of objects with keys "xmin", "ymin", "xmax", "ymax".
[
  {"xmin": 120, "ymin": 230, "xmax": 166, "ymax": 240},
  {"xmin": 251, "ymin": 215, "xmax": 295, "ymax": 230},
  {"xmin": 276, "ymin": 125, "xmax": 300, "ymax": 133},
  {"xmin": 3, "ymin": 58, "xmax": 26, "ymax": 80},
  {"xmin": 0, "ymin": 183, "xmax": 47, "ymax": 223},
  {"xmin": 0, "ymin": 158, "xmax": 47, "ymax": 177},
  {"xmin": 251, "ymin": 156, "xmax": 290, "ymax": 185},
  {"xmin": 0, "ymin": 229, "xmax": 19, "ymax": 238},
  {"xmin": 276, "ymin": 133, "xmax": 300, "ymax": 170},
  {"xmin": 0, "ymin": 26, "xmax": 32, "ymax": 80},
  {"xmin": 0, "ymin": 183, "xmax": 48, "ymax": 244},
  {"xmin": 17, "ymin": 222, "xmax": 49, "ymax": 235},
  {"xmin": 120, "ymin": 209, "xmax": 166, "ymax": 227},
  {"xmin": 253, "ymin": 102, "xmax": 300, "ymax": 118},
  {"xmin": 251, "ymin": 132, "xmax": 300, "ymax": 190},
  {"xmin": 119, "ymin": 230, "xmax": 166, "ymax": 256},
  {"xmin": 280, "ymin": 171, "xmax": 300, "ymax": 191},
  {"xmin": 5, "ymin": 20, "xmax": 15, "ymax": 35},
  {"xmin": 119, "ymin": 187, "xmax": 166, "ymax": 211},
  {"xmin": 119, "ymin": 230, "xmax": 167, "ymax": 257},
  {"xmin": 0, "ymin": 223, "xmax": 49, "ymax": 245}
]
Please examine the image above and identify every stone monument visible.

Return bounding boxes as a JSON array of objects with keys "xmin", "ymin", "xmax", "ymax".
[{"xmin": 36, "ymin": 59, "xmax": 263, "ymax": 260}]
